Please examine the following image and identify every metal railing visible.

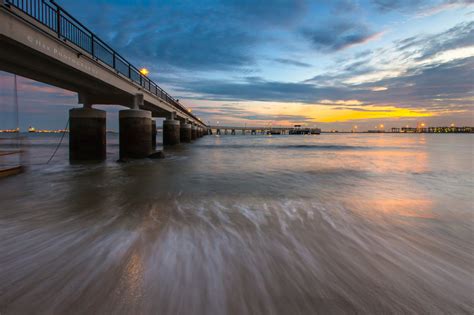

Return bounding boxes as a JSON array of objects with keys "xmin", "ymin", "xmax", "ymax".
[{"xmin": 4, "ymin": 0, "xmax": 203, "ymax": 124}]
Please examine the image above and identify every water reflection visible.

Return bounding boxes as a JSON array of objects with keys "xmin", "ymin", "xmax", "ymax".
[{"xmin": 0, "ymin": 134, "xmax": 472, "ymax": 314}]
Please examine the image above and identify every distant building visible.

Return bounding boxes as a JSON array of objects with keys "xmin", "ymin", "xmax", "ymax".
[{"xmin": 399, "ymin": 126, "xmax": 473, "ymax": 133}]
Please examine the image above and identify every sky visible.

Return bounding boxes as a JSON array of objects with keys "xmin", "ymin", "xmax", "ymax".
[{"xmin": 0, "ymin": 0, "xmax": 473, "ymax": 131}]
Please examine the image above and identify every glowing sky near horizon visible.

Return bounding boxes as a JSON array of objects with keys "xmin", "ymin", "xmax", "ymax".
[{"xmin": 0, "ymin": 0, "xmax": 473, "ymax": 130}]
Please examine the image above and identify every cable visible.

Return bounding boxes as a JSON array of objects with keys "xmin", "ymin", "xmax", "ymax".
[{"xmin": 46, "ymin": 118, "xmax": 69, "ymax": 164}]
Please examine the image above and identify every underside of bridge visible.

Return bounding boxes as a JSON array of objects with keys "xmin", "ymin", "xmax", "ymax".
[{"xmin": 0, "ymin": 1, "xmax": 209, "ymax": 162}]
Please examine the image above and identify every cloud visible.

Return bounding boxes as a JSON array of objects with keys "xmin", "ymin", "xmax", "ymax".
[
  {"xmin": 273, "ymin": 58, "xmax": 312, "ymax": 67},
  {"xmin": 372, "ymin": 0, "xmax": 474, "ymax": 13},
  {"xmin": 176, "ymin": 56, "xmax": 474, "ymax": 113},
  {"xmin": 332, "ymin": 0, "xmax": 360, "ymax": 14},
  {"xmin": 59, "ymin": 0, "xmax": 309, "ymax": 72},
  {"xmin": 371, "ymin": 0, "xmax": 428, "ymax": 12},
  {"xmin": 332, "ymin": 107, "xmax": 395, "ymax": 112},
  {"xmin": 412, "ymin": 21, "xmax": 473, "ymax": 61},
  {"xmin": 351, "ymin": 56, "xmax": 474, "ymax": 110},
  {"xmin": 302, "ymin": 21, "xmax": 382, "ymax": 52}
]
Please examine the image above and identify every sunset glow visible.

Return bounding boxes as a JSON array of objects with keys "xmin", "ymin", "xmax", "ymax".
[{"xmin": 0, "ymin": 0, "xmax": 472, "ymax": 131}]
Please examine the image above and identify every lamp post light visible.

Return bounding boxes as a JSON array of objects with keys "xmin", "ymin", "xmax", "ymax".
[{"xmin": 139, "ymin": 68, "xmax": 149, "ymax": 76}]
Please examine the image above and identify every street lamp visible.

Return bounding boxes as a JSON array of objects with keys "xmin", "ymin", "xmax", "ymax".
[{"xmin": 139, "ymin": 68, "xmax": 149, "ymax": 76}]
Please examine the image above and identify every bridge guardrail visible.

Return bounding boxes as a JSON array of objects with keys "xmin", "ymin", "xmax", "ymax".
[{"xmin": 4, "ymin": 0, "xmax": 204, "ymax": 125}]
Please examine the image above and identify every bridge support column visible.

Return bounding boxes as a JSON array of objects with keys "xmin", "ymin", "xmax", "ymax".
[
  {"xmin": 180, "ymin": 121, "xmax": 192, "ymax": 143},
  {"xmin": 191, "ymin": 125, "xmax": 198, "ymax": 140},
  {"xmin": 119, "ymin": 109, "xmax": 152, "ymax": 159},
  {"xmin": 163, "ymin": 119, "xmax": 180, "ymax": 145},
  {"xmin": 151, "ymin": 120, "xmax": 157, "ymax": 149},
  {"xmin": 69, "ymin": 107, "xmax": 106, "ymax": 162}
]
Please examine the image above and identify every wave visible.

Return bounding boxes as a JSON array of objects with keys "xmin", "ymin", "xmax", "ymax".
[{"xmin": 192, "ymin": 144, "xmax": 374, "ymax": 150}]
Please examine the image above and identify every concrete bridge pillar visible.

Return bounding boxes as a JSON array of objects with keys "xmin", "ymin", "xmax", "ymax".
[
  {"xmin": 180, "ymin": 121, "xmax": 192, "ymax": 143},
  {"xmin": 191, "ymin": 125, "xmax": 198, "ymax": 140},
  {"xmin": 151, "ymin": 120, "xmax": 157, "ymax": 149},
  {"xmin": 163, "ymin": 118, "xmax": 180, "ymax": 145},
  {"xmin": 69, "ymin": 107, "xmax": 106, "ymax": 162},
  {"xmin": 119, "ymin": 109, "xmax": 152, "ymax": 159}
]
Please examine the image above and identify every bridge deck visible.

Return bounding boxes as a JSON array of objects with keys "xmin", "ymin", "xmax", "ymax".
[{"xmin": 0, "ymin": 0, "xmax": 206, "ymax": 127}]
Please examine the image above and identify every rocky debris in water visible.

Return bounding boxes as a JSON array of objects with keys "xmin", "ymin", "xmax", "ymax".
[{"xmin": 148, "ymin": 151, "xmax": 165, "ymax": 159}]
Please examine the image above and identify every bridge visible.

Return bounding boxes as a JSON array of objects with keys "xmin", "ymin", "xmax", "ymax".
[
  {"xmin": 209, "ymin": 126, "xmax": 321, "ymax": 135},
  {"xmin": 0, "ymin": 0, "xmax": 209, "ymax": 161}
]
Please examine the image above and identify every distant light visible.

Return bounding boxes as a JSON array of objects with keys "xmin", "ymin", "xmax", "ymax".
[
  {"xmin": 139, "ymin": 68, "xmax": 149, "ymax": 76},
  {"xmin": 421, "ymin": 123, "xmax": 425, "ymax": 127},
  {"xmin": 450, "ymin": 123, "xmax": 455, "ymax": 127},
  {"xmin": 188, "ymin": 108, "xmax": 192, "ymax": 113},
  {"xmin": 380, "ymin": 124, "xmax": 384, "ymax": 129}
]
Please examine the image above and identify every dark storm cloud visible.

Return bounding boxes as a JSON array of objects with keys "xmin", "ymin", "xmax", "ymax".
[{"xmin": 301, "ymin": 21, "xmax": 381, "ymax": 52}]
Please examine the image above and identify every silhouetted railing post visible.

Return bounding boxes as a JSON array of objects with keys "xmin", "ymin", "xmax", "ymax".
[
  {"xmin": 55, "ymin": 4, "xmax": 60, "ymax": 37},
  {"xmin": 91, "ymin": 34, "xmax": 94, "ymax": 56}
]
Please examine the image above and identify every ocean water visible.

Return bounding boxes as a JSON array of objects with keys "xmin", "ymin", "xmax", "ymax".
[{"xmin": 0, "ymin": 133, "xmax": 473, "ymax": 314}]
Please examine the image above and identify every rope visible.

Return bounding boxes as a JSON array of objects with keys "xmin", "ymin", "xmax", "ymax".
[{"xmin": 46, "ymin": 118, "xmax": 69, "ymax": 164}]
